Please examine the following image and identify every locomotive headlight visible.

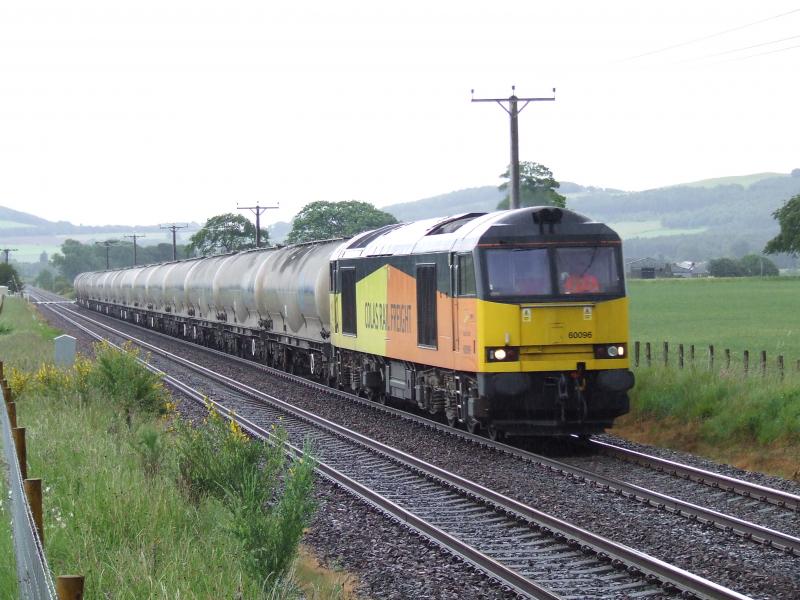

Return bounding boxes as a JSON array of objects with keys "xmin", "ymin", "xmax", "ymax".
[
  {"xmin": 593, "ymin": 343, "xmax": 627, "ymax": 359},
  {"xmin": 487, "ymin": 347, "xmax": 519, "ymax": 362}
]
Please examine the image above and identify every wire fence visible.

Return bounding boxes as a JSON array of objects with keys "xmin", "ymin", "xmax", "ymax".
[
  {"xmin": 633, "ymin": 341, "xmax": 799, "ymax": 380},
  {"xmin": 1, "ymin": 382, "xmax": 57, "ymax": 599}
]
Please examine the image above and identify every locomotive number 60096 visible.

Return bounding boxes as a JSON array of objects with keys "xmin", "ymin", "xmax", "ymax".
[{"xmin": 568, "ymin": 331, "xmax": 593, "ymax": 339}]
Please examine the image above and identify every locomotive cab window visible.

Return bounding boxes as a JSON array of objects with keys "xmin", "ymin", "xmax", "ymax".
[
  {"xmin": 485, "ymin": 248, "xmax": 552, "ymax": 297},
  {"xmin": 416, "ymin": 264, "xmax": 437, "ymax": 348},
  {"xmin": 555, "ymin": 247, "xmax": 622, "ymax": 295},
  {"xmin": 457, "ymin": 253, "xmax": 476, "ymax": 296},
  {"xmin": 341, "ymin": 267, "xmax": 357, "ymax": 335}
]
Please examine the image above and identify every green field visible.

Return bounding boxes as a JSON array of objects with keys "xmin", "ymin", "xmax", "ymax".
[
  {"xmin": 610, "ymin": 220, "xmax": 707, "ymax": 239},
  {"xmin": 628, "ymin": 277, "xmax": 800, "ymax": 365}
]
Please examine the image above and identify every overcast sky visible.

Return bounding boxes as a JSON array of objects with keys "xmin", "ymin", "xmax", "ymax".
[{"xmin": 1, "ymin": 1, "xmax": 798, "ymax": 227}]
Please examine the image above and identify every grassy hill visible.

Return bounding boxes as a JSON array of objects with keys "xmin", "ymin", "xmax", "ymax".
[{"xmin": 4, "ymin": 170, "xmax": 800, "ymax": 265}]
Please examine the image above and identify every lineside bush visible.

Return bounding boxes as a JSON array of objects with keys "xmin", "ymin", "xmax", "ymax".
[{"xmin": 175, "ymin": 404, "xmax": 317, "ymax": 586}]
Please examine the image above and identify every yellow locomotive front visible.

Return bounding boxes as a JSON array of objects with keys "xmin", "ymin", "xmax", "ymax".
[{"xmin": 467, "ymin": 207, "xmax": 633, "ymax": 437}]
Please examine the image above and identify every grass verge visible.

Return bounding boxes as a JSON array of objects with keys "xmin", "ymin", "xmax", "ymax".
[
  {"xmin": 0, "ymin": 297, "xmax": 352, "ymax": 598},
  {"xmin": 615, "ymin": 366, "xmax": 800, "ymax": 479}
]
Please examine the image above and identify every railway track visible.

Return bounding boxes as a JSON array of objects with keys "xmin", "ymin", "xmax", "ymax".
[
  {"xmin": 32, "ymin": 291, "xmax": 800, "ymax": 555},
  {"xmin": 29, "ymin": 290, "xmax": 758, "ymax": 599}
]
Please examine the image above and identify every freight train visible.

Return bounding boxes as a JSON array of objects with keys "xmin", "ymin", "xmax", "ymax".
[{"xmin": 75, "ymin": 206, "xmax": 634, "ymax": 438}]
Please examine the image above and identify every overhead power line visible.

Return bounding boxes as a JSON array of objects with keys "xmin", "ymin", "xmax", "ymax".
[
  {"xmin": 621, "ymin": 7, "xmax": 800, "ymax": 62},
  {"xmin": 682, "ymin": 33, "xmax": 800, "ymax": 62},
  {"xmin": 726, "ymin": 42, "xmax": 800, "ymax": 62}
]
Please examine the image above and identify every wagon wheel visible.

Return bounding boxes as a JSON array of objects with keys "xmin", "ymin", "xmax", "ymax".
[
  {"xmin": 369, "ymin": 390, "xmax": 387, "ymax": 405},
  {"xmin": 446, "ymin": 412, "xmax": 458, "ymax": 428},
  {"xmin": 466, "ymin": 418, "xmax": 480, "ymax": 435}
]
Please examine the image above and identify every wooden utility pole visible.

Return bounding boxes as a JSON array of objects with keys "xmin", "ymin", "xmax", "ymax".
[
  {"xmin": 237, "ymin": 202, "xmax": 277, "ymax": 248},
  {"xmin": 160, "ymin": 224, "xmax": 188, "ymax": 260},
  {"xmin": 94, "ymin": 240, "xmax": 119, "ymax": 269},
  {"xmin": 123, "ymin": 234, "xmax": 146, "ymax": 266},
  {"xmin": 471, "ymin": 86, "xmax": 556, "ymax": 209}
]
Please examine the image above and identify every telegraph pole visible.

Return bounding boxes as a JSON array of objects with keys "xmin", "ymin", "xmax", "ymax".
[
  {"xmin": 94, "ymin": 240, "xmax": 119, "ymax": 270},
  {"xmin": 1, "ymin": 248, "xmax": 17, "ymax": 264},
  {"xmin": 160, "ymin": 224, "xmax": 188, "ymax": 261},
  {"xmin": 123, "ymin": 234, "xmax": 146, "ymax": 266},
  {"xmin": 471, "ymin": 85, "xmax": 556, "ymax": 209},
  {"xmin": 237, "ymin": 202, "xmax": 278, "ymax": 248}
]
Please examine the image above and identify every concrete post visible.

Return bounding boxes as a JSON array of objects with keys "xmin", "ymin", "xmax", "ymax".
[{"xmin": 54, "ymin": 335, "xmax": 77, "ymax": 368}]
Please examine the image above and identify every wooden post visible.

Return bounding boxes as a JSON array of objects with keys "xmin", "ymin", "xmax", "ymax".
[
  {"xmin": 778, "ymin": 355, "xmax": 785, "ymax": 381},
  {"xmin": 678, "ymin": 344, "xmax": 684, "ymax": 369},
  {"xmin": 690, "ymin": 344, "xmax": 695, "ymax": 364},
  {"xmin": 23, "ymin": 479, "xmax": 43, "ymax": 544},
  {"xmin": 725, "ymin": 349, "xmax": 731, "ymax": 370},
  {"xmin": 743, "ymin": 350, "xmax": 749, "ymax": 375},
  {"xmin": 760, "ymin": 350, "xmax": 767, "ymax": 377},
  {"xmin": 7, "ymin": 401, "xmax": 16, "ymax": 429},
  {"xmin": 634, "ymin": 341, "xmax": 640, "ymax": 367},
  {"xmin": 708, "ymin": 345, "xmax": 714, "ymax": 370},
  {"xmin": 0, "ymin": 360, "xmax": 4, "ymax": 380},
  {"xmin": 645, "ymin": 342, "xmax": 651, "ymax": 367},
  {"xmin": 662, "ymin": 341, "xmax": 669, "ymax": 367},
  {"xmin": 56, "ymin": 575, "xmax": 85, "ymax": 600},
  {"xmin": 12, "ymin": 427, "xmax": 26, "ymax": 479}
]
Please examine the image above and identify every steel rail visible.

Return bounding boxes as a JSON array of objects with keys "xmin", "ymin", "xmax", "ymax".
[
  {"xmin": 46, "ymin": 297, "xmax": 800, "ymax": 554},
  {"xmin": 39, "ymin": 298, "xmax": 753, "ymax": 600},
  {"xmin": 587, "ymin": 438, "xmax": 800, "ymax": 512}
]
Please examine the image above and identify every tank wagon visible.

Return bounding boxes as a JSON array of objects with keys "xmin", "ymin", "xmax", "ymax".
[{"xmin": 75, "ymin": 206, "xmax": 634, "ymax": 438}]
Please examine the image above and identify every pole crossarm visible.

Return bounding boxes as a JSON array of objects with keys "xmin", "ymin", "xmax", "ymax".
[{"xmin": 471, "ymin": 85, "xmax": 556, "ymax": 210}]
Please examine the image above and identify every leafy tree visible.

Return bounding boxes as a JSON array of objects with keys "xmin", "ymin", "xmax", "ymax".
[
  {"xmin": 285, "ymin": 201, "xmax": 398, "ymax": 244},
  {"xmin": 497, "ymin": 162, "xmax": 566, "ymax": 209},
  {"xmin": 51, "ymin": 239, "xmax": 105, "ymax": 280},
  {"xmin": 0, "ymin": 263, "xmax": 23, "ymax": 292},
  {"xmin": 764, "ymin": 193, "xmax": 800, "ymax": 256},
  {"xmin": 187, "ymin": 213, "xmax": 267, "ymax": 256},
  {"xmin": 34, "ymin": 269, "xmax": 55, "ymax": 290},
  {"xmin": 739, "ymin": 254, "xmax": 779, "ymax": 277},
  {"xmin": 708, "ymin": 257, "xmax": 744, "ymax": 277}
]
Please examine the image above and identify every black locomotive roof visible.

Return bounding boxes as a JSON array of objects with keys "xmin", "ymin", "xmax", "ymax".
[{"xmin": 478, "ymin": 206, "xmax": 620, "ymax": 246}]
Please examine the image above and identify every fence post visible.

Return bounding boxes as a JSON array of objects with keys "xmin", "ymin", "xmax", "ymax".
[
  {"xmin": 645, "ymin": 342, "xmax": 651, "ymax": 367},
  {"xmin": 708, "ymin": 345, "xmax": 714, "ymax": 370},
  {"xmin": 678, "ymin": 344, "xmax": 684, "ymax": 369},
  {"xmin": 23, "ymin": 478, "xmax": 44, "ymax": 544},
  {"xmin": 634, "ymin": 341, "xmax": 640, "ymax": 367},
  {"xmin": 778, "ymin": 355, "xmax": 785, "ymax": 381},
  {"xmin": 725, "ymin": 349, "xmax": 731, "ymax": 370},
  {"xmin": 56, "ymin": 575, "xmax": 85, "ymax": 600},
  {"xmin": 662, "ymin": 342, "xmax": 669, "ymax": 367},
  {"xmin": 12, "ymin": 426, "xmax": 27, "ymax": 479},
  {"xmin": 7, "ymin": 401, "xmax": 16, "ymax": 429},
  {"xmin": 690, "ymin": 344, "xmax": 695, "ymax": 365},
  {"xmin": 743, "ymin": 350, "xmax": 749, "ymax": 375},
  {"xmin": 760, "ymin": 350, "xmax": 767, "ymax": 377}
]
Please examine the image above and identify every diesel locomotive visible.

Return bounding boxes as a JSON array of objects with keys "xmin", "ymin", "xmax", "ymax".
[{"xmin": 75, "ymin": 206, "xmax": 634, "ymax": 438}]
